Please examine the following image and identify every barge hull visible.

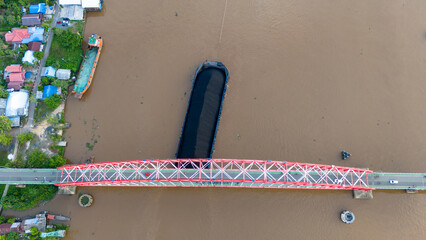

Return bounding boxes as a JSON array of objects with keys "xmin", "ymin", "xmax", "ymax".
[{"xmin": 177, "ymin": 61, "xmax": 229, "ymax": 159}]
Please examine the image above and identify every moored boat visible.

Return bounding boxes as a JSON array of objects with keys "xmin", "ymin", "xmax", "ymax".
[
  {"xmin": 73, "ymin": 33, "xmax": 103, "ymax": 99},
  {"xmin": 176, "ymin": 61, "xmax": 229, "ymax": 161}
]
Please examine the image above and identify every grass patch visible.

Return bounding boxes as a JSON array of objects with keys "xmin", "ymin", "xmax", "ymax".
[
  {"xmin": 72, "ymin": 21, "xmax": 84, "ymax": 35},
  {"xmin": 0, "ymin": 149, "xmax": 9, "ymax": 166},
  {"xmin": 34, "ymin": 101, "xmax": 53, "ymax": 123},
  {"xmin": 45, "ymin": 28, "xmax": 83, "ymax": 73}
]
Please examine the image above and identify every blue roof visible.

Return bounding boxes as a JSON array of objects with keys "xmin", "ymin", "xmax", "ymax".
[
  {"xmin": 21, "ymin": 34, "xmax": 43, "ymax": 44},
  {"xmin": 43, "ymin": 85, "xmax": 58, "ymax": 99},
  {"xmin": 28, "ymin": 27, "xmax": 44, "ymax": 35},
  {"xmin": 29, "ymin": 3, "xmax": 46, "ymax": 14},
  {"xmin": 25, "ymin": 72, "xmax": 31, "ymax": 79},
  {"xmin": 41, "ymin": 66, "xmax": 56, "ymax": 77}
]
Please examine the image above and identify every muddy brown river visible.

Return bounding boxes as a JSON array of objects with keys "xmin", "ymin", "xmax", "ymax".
[{"xmin": 5, "ymin": 0, "xmax": 426, "ymax": 239}]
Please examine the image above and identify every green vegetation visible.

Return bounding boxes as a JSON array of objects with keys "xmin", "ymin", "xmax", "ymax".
[
  {"xmin": 72, "ymin": 20, "xmax": 85, "ymax": 35},
  {"xmin": 0, "ymin": 116, "xmax": 12, "ymax": 146},
  {"xmin": 0, "ymin": 85, "xmax": 9, "ymax": 98},
  {"xmin": 0, "ymin": 231, "xmax": 19, "ymax": 240},
  {"xmin": 52, "ymin": 79, "xmax": 72, "ymax": 92},
  {"xmin": 46, "ymin": 28, "xmax": 83, "ymax": 73},
  {"xmin": 17, "ymin": 132, "xmax": 34, "ymax": 145},
  {"xmin": 33, "ymin": 51, "xmax": 44, "ymax": 60},
  {"xmin": 54, "ymin": 224, "xmax": 70, "ymax": 231},
  {"xmin": 86, "ymin": 142, "xmax": 94, "ymax": 150},
  {"xmin": 1, "ymin": 150, "xmax": 67, "ymax": 210},
  {"xmin": 0, "ymin": 133, "xmax": 12, "ymax": 145},
  {"xmin": 44, "ymin": 94, "xmax": 62, "ymax": 110},
  {"xmin": 80, "ymin": 195, "xmax": 90, "ymax": 205},
  {"xmin": 1, "ymin": 185, "xmax": 57, "ymax": 210},
  {"xmin": 0, "ymin": 149, "xmax": 9, "ymax": 166},
  {"xmin": 40, "ymin": 76, "xmax": 54, "ymax": 86}
]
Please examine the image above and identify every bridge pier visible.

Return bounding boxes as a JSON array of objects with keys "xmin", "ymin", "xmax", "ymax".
[{"xmin": 353, "ymin": 190, "xmax": 373, "ymax": 199}]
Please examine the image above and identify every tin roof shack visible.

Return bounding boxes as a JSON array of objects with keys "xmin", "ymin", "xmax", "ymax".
[
  {"xmin": 0, "ymin": 222, "xmax": 21, "ymax": 235},
  {"xmin": 60, "ymin": 4, "xmax": 84, "ymax": 21},
  {"xmin": 56, "ymin": 69, "xmax": 71, "ymax": 80},
  {"xmin": 22, "ymin": 14, "xmax": 42, "ymax": 26},
  {"xmin": 9, "ymin": 117, "xmax": 21, "ymax": 128},
  {"xmin": 22, "ymin": 214, "xmax": 47, "ymax": 232},
  {"xmin": 41, "ymin": 66, "xmax": 56, "ymax": 77}
]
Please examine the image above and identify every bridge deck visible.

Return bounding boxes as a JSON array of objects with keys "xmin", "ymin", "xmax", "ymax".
[
  {"xmin": 56, "ymin": 159, "xmax": 372, "ymax": 190},
  {"xmin": 368, "ymin": 172, "xmax": 426, "ymax": 190},
  {"xmin": 0, "ymin": 168, "xmax": 60, "ymax": 185},
  {"xmin": 0, "ymin": 160, "xmax": 424, "ymax": 191}
]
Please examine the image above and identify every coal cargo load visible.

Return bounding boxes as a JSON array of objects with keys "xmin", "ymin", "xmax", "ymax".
[{"xmin": 177, "ymin": 62, "xmax": 228, "ymax": 159}]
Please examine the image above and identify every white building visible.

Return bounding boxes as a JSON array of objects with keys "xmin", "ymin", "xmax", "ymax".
[
  {"xmin": 5, "ymin": 91, "xmax": 29, "ymax": 117},
  {"xmin": 59, "ymin": 0, "xmax": 101, "ymax": 10}
]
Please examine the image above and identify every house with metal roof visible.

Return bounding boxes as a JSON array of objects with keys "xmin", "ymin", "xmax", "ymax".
[
  {"xmin": 28, "ymin": 41, "xmax": 42, "ymax": 51},
  {"xmin": 59, "ymin": 0, "xmax": 82, "ymax": 4},
  {"xmin": 29, "ymin": 3, "xmax": 46, "ymax": 14},
  {"xmin": 82, "ymin": 0, "xmax": 102, "ymax": 10},
  {"xmin": 42, "ymin": 66, "xmax": 56, "ymax": 77},
  {"xmin": 22, "ymin": 14, "xmax": 42, "ymax": 26},
  {"xmin": 59, "ymin": 0, "xmax": 102, "ymax": 10},
  {"xmin": 21, "ymin": 27, "xmax": 44, "ymax": 44},
  {"xmin": 56, "ymin": 69, "xmax": 71, "ymax": 80},
  {"xmin": 5, "ymin": 91, "xmax": 29, "ymax": 118},
  {"xmin": 43, "ymin": 85, "xmax": 61, "ymax": 99},
  {"xmin": 0, "ymin": 98, "xmax": 7, "ymax": 116},
  {"xmin": 4, "ymin": 65, "xmax": 25, "ymax": 90}
]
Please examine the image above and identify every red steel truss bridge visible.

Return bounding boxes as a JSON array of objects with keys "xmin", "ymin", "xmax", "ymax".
[{"xmin": 56, "ymin": 159, "xmax": 373, "ymax": 190}]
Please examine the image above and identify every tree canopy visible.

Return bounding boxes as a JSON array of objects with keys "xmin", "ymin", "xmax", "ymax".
[
  {"xmin": 0, "ymin": 116, "xmax": 12, "ymax": 134},
  {"xmin": 44, "ymin": 94, "xmax": 62, "ymax": 110},
  {"xmin": 55, "ymin": 28, "xmax": 83, "ymax": 49}
]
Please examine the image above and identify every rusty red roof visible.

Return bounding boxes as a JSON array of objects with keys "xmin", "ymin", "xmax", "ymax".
[
  {"xmin": 7, "ymin": 82, "xmax": 23, "ymax": 90},
  {"xmin": 28, "ymin": 41, "xmax": 41, "ymax": 51},
  {"xmin": 0, "ymin": 223, "xmax": 12, "ymax": 235}
]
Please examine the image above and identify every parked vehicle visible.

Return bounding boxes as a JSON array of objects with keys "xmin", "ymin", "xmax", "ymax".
[{"xmin": 56, "ymin": 21, "xmax": 62, "ymax": 24}]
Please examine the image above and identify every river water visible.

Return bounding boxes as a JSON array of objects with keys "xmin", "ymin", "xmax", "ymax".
[{"xmin": 6, "ymin": 0, "xmax": 426, "ymax": 239}]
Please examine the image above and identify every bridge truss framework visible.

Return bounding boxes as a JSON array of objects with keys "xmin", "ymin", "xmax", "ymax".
[{"xmin": 57, "ymin": 159, "xmax": 373, "ymax": 190}]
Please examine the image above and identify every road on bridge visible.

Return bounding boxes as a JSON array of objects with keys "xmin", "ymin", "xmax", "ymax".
[
  {"xmin": 0, "ymin": 169, "xmax": 60, "ymax": 185},
  {"xmin": 369, "ymin": 172, "xmax": 426, "ymax": 190}
]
